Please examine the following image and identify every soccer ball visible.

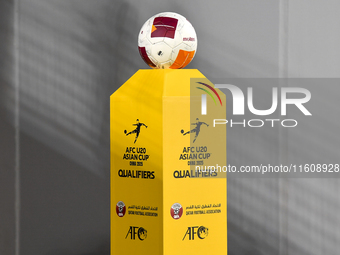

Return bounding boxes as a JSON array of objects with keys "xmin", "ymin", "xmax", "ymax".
[{"xmin": 138, "ymin": 12, "xmax": 197, "ymax": 69}]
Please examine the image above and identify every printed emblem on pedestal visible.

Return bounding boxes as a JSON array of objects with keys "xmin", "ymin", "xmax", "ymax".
[
  {"xmin": 124, "ymin": 119, "xmax": 148, "ymax": 143},
  {"xmin": 170, "ymin": 203, "xmax": 183, "ymax": 220},
  {"xmin": 116, "ymin": 201, "xmax": 126, "ymax": 217}
]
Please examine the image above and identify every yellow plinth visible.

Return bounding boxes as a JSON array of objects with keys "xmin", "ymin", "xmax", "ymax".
[{"xmin": 110, "ymin": 69, "xmax": 227, "ymax": 255}]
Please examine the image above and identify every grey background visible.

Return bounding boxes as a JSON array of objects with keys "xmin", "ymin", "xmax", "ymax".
[{"xmin": 1, "ymin": 0, "xmax": 339, "ymax": 255}]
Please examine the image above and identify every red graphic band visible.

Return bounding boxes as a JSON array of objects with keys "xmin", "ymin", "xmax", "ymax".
[
  {"xmin": 138, "ymin": 46, "xmax": 156, "ymax": 67},
  {"xmin": 151, "ymin": 17, "xmax": 178, "ymax": 39}
]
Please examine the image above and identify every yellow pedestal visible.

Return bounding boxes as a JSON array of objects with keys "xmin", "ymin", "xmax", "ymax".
[{"xmin": 110, "ymin": 69, "xmax": 227, "ymax": 255}]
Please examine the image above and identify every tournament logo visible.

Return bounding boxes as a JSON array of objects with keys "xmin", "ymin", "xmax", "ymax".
[
  {"xmin": 197, "ymin": 226, "xmax": 209, "ymax": 239},
  {"xmin": 183, "ymin": 226, "xmax": 209, "ymax": 240},
  {"xmin": 116, "ymin": 201, "xmax": 126, "ymax": 217},
  {"xmin": 170, "ymin": 203, "xmax": 183, "ymax": 220},
  {"xmin": 181, "ymin": 117, "xmax": 209, "ymax": 143},
  {"xmin": 124, "ymin": 119, "xmax": 148, "ymax": 143},
  {"xmin": 138, "ymin": 227, "xmax": 147, "ymax": 240},
  {"xmin": 125, "ymin": 226, "xmax": 147, "ymax": 241}
]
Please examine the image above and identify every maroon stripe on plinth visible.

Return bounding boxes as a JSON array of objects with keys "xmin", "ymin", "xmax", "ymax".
[
  {"xmin": 151, "ymin": 17, "xmax": 178, "ymax": 39},
  {"xmin": 138, "ymin": 46, "xmax": 156, "ymax": 67}
]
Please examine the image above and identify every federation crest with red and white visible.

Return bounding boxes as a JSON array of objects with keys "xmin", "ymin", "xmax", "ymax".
[
  {"xmin": 170, "ymin": 203, "xmax": 183, "ymax": 219},
  {"xmin": 116, "ymin": 201, "xmax": 126, "ymax": 217},
  {"xmin": 138, "ymin": 12, "xmax": 197, "ymax": 69}
]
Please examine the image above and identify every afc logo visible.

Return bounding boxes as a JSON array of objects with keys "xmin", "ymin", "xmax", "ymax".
[
  {"xmin": 125, "ymin": 226, "xmax": 147, "ymax": 241},
  {"xmin": 182, "ymin": 226, "xmax": 209, "ymax": 241}
]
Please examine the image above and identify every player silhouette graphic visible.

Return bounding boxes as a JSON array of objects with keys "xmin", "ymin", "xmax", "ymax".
[
  {"xmin": 124, "ymin": 119, "xmax": 148, "ymax": 143},
  {"xmin": 181, "ymin": 118, "xmax": 209, "ymax": 143}
]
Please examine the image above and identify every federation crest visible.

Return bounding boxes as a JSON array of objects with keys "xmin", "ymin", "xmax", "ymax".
[
  {"xmin": 116, "ymin": 201, "xmax": 126, "ymax": 217},
  {"xmin": 170, "ymin": 203, "xmax": 183, "ymax": 220}
]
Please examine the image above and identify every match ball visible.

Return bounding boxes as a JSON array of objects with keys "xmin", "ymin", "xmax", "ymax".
[{"xmin": 138, "ymin": 12, "xmax": 197, "ymax": 69}]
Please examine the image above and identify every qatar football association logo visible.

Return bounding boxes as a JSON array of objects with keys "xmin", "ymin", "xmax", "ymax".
[
  {"xmin": 116, "ymin": 201, "xmax": 126, "ymax": 217},
  {"xmin": 170, "ymin": 203, "xmax": 183, "ymax": 220}
]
